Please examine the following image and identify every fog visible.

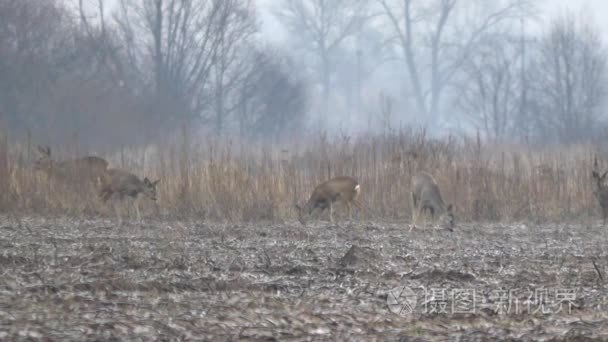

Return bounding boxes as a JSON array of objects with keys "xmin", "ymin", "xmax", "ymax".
[{"xmin": 1, "ymin": 0, "xmax": 607, "ymax": 147}]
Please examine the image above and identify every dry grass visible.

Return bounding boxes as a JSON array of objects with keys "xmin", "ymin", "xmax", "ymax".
[{"xmin": 1, "ymin": 129, "xmax": 603, "ymax": 223}]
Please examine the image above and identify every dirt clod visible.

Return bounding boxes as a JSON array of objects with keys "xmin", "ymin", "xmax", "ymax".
[{"xmin": 339, "ymin": 245, "xmax": 377, "ymax": 268}]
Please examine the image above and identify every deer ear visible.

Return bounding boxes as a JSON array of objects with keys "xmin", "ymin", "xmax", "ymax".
[
  {"xmin": 294, "ymin": 204, "xmax": 301, "ymax": 211},
  {"xmin": 593, "ymin": 171, "xmax": 600, "ymax": 179},
  {"xmin": 602, "ymin": 171, "xmax": 608, "ymax": 180},
  {"xmin": 143, "ymin": 177, "xmax": 150, "ymax": 185},
  {"xmin": 152, "ymin": 179, "xmax": 160, "ymax": 186},
  {"xmin": 447, "ymin": 204, "xmax": 453, "ymax": 212}
]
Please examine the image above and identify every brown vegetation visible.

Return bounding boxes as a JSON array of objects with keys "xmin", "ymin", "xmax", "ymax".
[
  {"xmin": 0, "ymin": 129, "xmax": 602, "ymax": 223},
  {"xmin": 592, "ymin": 158, "xmax": 608, "ymax": 224}
]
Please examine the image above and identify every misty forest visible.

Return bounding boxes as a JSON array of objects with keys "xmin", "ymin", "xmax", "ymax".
[
  {"xmin": 2, "ymin": 0, "xmax": 608, "ymax": 340},
  {"xmin": 1, "ymin": 0, "xmax": 606, "ymax": 145}
]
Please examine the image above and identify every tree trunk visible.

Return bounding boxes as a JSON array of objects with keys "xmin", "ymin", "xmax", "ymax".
[{"xmin": 320, "ymin": 52, "xmax": 330, "ymax": 130}]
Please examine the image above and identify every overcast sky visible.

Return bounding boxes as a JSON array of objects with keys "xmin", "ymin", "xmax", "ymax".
[
  {"xmin": 256, "ymin": 0, "xmax": 608, "ymax": 43},
  {"xmin": 542, "ymin": 0, "xmax": 608, "ymax": 35},
  {"xmin": 97, "ymin": 0, "xmax": 608, "ymax": 42}
]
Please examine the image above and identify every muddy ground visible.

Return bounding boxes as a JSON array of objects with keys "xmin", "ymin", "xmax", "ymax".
[{"xmin": 1, "ymin": 215, "xmax": 608, "ymax": 341}]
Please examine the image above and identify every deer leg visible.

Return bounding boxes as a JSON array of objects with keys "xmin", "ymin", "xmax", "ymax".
[
  {"xmin": 346, "ymin": 201, "xmax": 352, "ymax": 221},
  {"xmin": 135, "ymin": 196, "xmax": 142, "ymax": 222},
  {"xmin": 352, "ymin": 199, "xmax": 365, "ymax": 221},
  {"xmin": 329, "ymin": 202, "xmax": 334, "ymax": 223},
  {"xmin": 113, "ymin": 201, "xmax": 122, "ymax": 227},
  {"xmin": 419, "ymin": 206, "xmax": 428, "ymax": 224},
  {"xmin": 411, "ymin": 205, "xmax": 425, "ymax": 233},
  {"xmin": 411, "ymin": 193, "xmax": 418, "ymax": 228},
  {"xmin": 308, "ymin": 206, "xmax": 318, "ymax": 221}
]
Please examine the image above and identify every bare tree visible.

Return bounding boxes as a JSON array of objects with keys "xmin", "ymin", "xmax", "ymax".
[
  {"xmin": 530, "ymin": 14, "xmax": 607, "ymax": 143},
  {"xmin": 114, "ymin": 0, "xmax": 255, "ymax": 130},
  {"xmin": 377, "ymin": 0, "xmax": 532, "ymax": 127},
  {"xmin": 77, "ymin": 0, "xmax": 125, "ymax": 87},
  {"xmin": 237, "ymin": 48, "xmax": 308, "ymax": 142},
  {"xmin": 274, "ymin": 0, "xmax": 369, "ymax": 129},
  {"xmin": 208, "ymin": 0, "xmax": 256, "ymax": 135},
  {"xmin": 457, "ymin": 34, "xmax": 521, "ymax": 140},
  {"xmin": 0, "ymin": 0, "xmax": 86, "ymax": 135}
]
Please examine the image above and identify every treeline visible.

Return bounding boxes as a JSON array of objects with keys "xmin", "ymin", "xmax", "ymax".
[
  {"xmin": 0, "ymin": 0, "xmax": 606, "ymax": 147},
  {"xmin": 0, "ymin": 0, "xmax": 307, "ymax": 147},
  {"xmin": 275, "ymin": 0, "xmax": 608, "ymax": 144}
]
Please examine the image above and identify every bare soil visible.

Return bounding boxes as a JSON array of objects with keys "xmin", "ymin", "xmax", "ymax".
[{"xmin": 1, "ymin": 216, "xmax": 608, "ymax": 341}]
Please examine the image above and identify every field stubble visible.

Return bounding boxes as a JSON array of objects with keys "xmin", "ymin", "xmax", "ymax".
[{"xmin": 1, "ymin": 216, "xmax": 608, "ymax": 340}]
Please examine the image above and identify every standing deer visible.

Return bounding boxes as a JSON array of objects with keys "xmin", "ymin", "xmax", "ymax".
[
  {"xmin": 592, "ymin": 157, "xmax": 608, "ymax": 224},
  {"xmin": 34, "ymin": 145, "xmax": 108, "ymax": 185},
  {"xmin": 295, "ymin": 176, "xmax": 364, "ymax": 225},
  {"xmin": 411, "ymin": 171, "xmax": 455, "ymax": 232},
  {"xmin": 98, "ymin": 169, "xmax": 160, "ymax": 225}
]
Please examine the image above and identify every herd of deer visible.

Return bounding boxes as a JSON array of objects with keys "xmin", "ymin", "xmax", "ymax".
[
  {"xmin": 33, "ymin": 145, "xmax": 159, "ymax": 226},
  {"xmin": 32, "ymin": 145, "xmax": 608, "ymax": 228}
]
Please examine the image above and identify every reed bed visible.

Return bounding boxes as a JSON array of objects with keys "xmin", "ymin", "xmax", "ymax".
[{"xmin": 0, "ymin": 129, "xmax": 602, "ymax": 223}]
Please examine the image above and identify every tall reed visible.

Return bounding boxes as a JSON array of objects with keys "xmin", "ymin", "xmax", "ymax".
[{"xmin": 4, "ymin": 129, "xmax": 600, "ymax": 223}]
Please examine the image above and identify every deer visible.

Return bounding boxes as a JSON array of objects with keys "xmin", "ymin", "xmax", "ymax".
[
  {"xmin": 592, "ymin": 157, "xmax": 608, "ymax": 225},
  {"xmin": 295, "ymin": 176, "xmax": 364, "ymax": 225},
  {"xmin": 98, "ymin": 168, "xmax": 160, "ymax": 225},
  {"xmin": 411, "ymin": 171, "xmax": 455, "ymax": 232},
  {"xmin": 33, "ymin": 145, "xmax": 108, "ymax": 186}
]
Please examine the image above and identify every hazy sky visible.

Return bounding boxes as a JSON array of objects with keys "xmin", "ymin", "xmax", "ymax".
[
  {"xmin": 541, "ymin": 0, "xmax": 608, "ymax": 36},
  {"xmin": 97, "ymin": 1, "xmax": 608, "ymax": 42},
  {"xmin": 256, "ymin": 0, "xmax": 608, "ymax": 43}
]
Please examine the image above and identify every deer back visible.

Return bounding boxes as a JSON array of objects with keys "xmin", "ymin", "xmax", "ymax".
[
  {"xmin": 313, "ymin": 176, "xmax": 358, "ymax": 201},
  {"xmin": 412, "ymin": 172, "xmax": 447, "ymax": 212}
]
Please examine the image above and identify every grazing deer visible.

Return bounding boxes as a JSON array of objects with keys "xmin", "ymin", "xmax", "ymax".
[
  {"xmin": 98, "ymin": 169, "xmax": 160, "ymax": 225},
  {"xmin": 34, "ymin": 145, "xmax": 108, "ymax": 185},
  {"xmin": 411, "ymin": 171, "xmax": 455, "ymax": 232},
  {"xmin": 592, "ymin": 157, "xmax": 608, "ymax": 224},
  {"xmin": 295, "ymin": 176, "xmax": 364, "ymax": 225}
]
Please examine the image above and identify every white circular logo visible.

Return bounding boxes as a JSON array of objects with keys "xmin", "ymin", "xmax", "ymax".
[{"xmin": 387, "ymin": 286, "xmax": 418, "ymax": 316}]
